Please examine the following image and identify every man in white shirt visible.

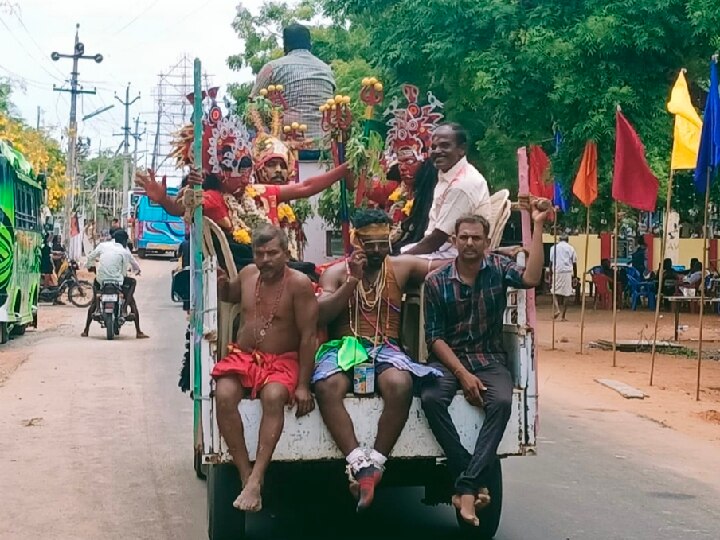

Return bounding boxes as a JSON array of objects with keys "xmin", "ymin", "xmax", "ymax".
[
  {"xmin": 403, "ymin": 123, "xmax": 491, "ymax": 259},
  {"xmin": 82, "ymin": 230, "xmax": 148, "ymax": 339},
  {"xmin": 549, "ymin": 234, "xmax": 577, "ymax": 321}
]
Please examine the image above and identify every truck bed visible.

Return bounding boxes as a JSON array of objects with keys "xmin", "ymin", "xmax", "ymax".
[{"xmin": 203, "ymin": 390, "xmax": 529, "ymax": 463}]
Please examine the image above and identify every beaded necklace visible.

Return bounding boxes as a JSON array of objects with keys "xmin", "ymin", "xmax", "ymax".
[{"xmin": 253, "ymin": 268, "xmax": 288, "ymax": 348}]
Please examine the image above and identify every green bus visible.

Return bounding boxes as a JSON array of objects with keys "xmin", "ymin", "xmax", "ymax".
[{"xmin": 0, "ymin": 139, "xmax": 43, "ymax": 344}]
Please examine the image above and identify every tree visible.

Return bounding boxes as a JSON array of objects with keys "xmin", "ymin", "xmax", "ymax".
[
  {"xmin": 324, "ymin": 0, "xmax": 720, "ymax": 231},
  {"xmin": 79, "ymin": 151, "xmax": 125, "ymax": 191}
]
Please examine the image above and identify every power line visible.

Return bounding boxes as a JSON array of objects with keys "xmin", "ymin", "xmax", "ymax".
[
  {"xmin": 111, "ymin": 0, "xmax": 161, "ymax": 36},
  {"xmin": 0, "ymin": 17, "xmax": 64, "ymax": 83}
]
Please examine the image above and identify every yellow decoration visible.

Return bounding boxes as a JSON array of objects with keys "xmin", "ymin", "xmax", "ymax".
[
  {"xmin": 291, "ymin": 121, "xmax": 299, "ymax": 129},
  {"xmin": 245, "ymin": 185, "xmax": 258, "ymax": 198},
  {"xmin": 374, "ymin": 83, "xmax": 383, "ymax": 92},
  {"xmin": 268, "ymin": 85, "xmax": 276, "ymax": 92},
  {"xmin": 276, "ymin": 84, "xmax": 284, "ymax": 91},
  {"xmin": 402, "ymin": 200, "xmax": 413, "ymax": 216},
  {"xmin": 233, "ymin": 228, "xmax": 251, "ymax": 244},
  {"xmin": 362, "ymin": 77, "xmax": 370, "ymax": 86},
  {"xmin": 299, "ymin": 124, "xmax": 307, "ymax": 132},
  {"xmin": 259, "ymin": 88, "xmax": 268, "ymax": 97},
  {"xmin": 284, "ymin": 126, "xmax": 291, "ymax": 133},
  {"xmin": 277, "ymin": 203, "xmax": 296, "ymax": 223},
  {"xmin": 388, "ymin": 187, "xmax": 402, "ymax": 202},
  {"xmin": 342, "ymin": 96, "xmax": 351, "ymax": 104}
]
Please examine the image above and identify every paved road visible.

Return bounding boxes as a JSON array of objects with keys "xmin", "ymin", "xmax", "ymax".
[{"xmin": 0, "ymin": 260, "xmax": 718, "ymax": 540}]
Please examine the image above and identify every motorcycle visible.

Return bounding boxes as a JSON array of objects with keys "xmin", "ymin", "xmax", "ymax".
[
  {"xmin": 92, "ymin": 281, "xmax": 128, "ymax": 340},
  {"xmin": 39, "ymin": 258, "xmax": 93, "ymax": 307}
]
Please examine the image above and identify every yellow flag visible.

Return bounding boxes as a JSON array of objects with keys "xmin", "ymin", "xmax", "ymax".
[{"xmin": 667, "ymin": 70, "xmax": 702, "ymax": 170}]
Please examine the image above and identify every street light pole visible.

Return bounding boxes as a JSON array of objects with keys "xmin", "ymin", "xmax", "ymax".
[{"xmin": 51, "ymin": 23, "xmax": 103, "ymax": 245}]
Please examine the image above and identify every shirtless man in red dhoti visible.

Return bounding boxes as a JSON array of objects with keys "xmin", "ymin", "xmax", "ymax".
[{"xmin": 213, "ymin": 224, "xmax": 318, "ymax": 512}]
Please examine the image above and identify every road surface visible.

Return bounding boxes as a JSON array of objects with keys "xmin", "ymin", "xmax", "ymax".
[{"xmin": 0, "ymin": 260, "xmax": 718, "ymax": 540}]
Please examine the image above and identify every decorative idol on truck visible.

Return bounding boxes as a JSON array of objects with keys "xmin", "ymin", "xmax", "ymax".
[{"xmin": 383, "ymin": 84, "xmax": 444, "ymax": 226}]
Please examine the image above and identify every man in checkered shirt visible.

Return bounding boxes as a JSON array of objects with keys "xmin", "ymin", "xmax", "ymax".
[
  {"xmin": 251, "ymin": 23, "xmax": 335, "ymax": 145},
  {"xmin": 420, "ymin": 208, "xmax": 548, "ymax": 527}
]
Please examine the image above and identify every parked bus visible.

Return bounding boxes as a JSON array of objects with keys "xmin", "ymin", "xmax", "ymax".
[
  {"xmin": 134, "ymin": 187, "xmax": 185, "ymax": 258},
  {"xmin": 0, "ymin": 139, "xmax": 43, "ymax": 344}
]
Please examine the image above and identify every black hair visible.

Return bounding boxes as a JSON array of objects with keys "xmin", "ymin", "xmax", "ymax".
[
  {"xmin": 252, "ymin": 224, "xmax": 288, "ymax": 251},
  {"xmin": 351, "ymin": 208, "xmax": 392, "ymax": 229},
  {"xmin": 239, "ymin": 156, "xmax": 253, "ymax": 169},
  {"xmin": 386, "ymin": 163, "xmax": 401, "ymax": 181},
  {"xmin": 392, "ymin": 160, "xmax": 438, "ymax": 252},
  {"xmin": 202, "ymin": 173, "xmax": 223, "ymax": 192},
  {"xmin": 454, "ymin": 214, "xmax": 490, "ymax": 236},
  {"xmin": 283, "ymin": 24, "xmax": 311, "ymax": 53},
  {"xmin": 113, "ymin": 229, "xmax": 129, "ymax": 247},
  {"xmin": 438, "ymin": 122, "xmax": 468, "ymax": 147}
]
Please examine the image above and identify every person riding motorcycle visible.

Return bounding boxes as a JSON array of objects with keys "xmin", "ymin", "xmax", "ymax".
[{"xmin": 81, "ymin": 230, "xmax": 149, "ymax": 339}]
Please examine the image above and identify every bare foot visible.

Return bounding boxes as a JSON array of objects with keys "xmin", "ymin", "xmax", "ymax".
[
  {"xmin": 136, "ymin": 332, "xmax": 149, "ymax": 339},
  {"xmin": 81, "ymin": 330, "xmax": 89, "ymax": 337},
  {"xmin": 475, "ymin": 487, "xmax": 491, "ymax": 509},
  {"xmin": 233, "ymin": 482, "xmax": 262, "ymax": 512},
  {"xmin": 452, "ymin": 494, "xmax": 479, "ymax": 527}
]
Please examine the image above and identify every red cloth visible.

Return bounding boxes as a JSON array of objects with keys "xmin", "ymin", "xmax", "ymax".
[
  {"xmin": 367, "ymin": 180, "xmax": 400, "ymax": 208},
  {"xmin": 257, "ymin": 185, "xmax": 281, "ymax": 225},
  {"xmin": 211, "ymin": 347, "xmax": 299, "ymax": 399},
  {"xmin": 612, "ymin": 111, "xmax": 659, "ymax": 211},
  {"xmin": 528, "ymin": 145, "xmax": 554, "ymax": 200},
  {"xmin": 202, "ymin": 190, "xmax": 229, "ymax": 223}
]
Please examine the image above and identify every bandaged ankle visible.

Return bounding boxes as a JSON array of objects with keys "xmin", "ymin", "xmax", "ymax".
[
  {"xmin": 368, "ymin": 449, "xmax": 387, "ymax": 469},
  {"xmin": 346, "ymin": 447, "xmax": 371, "ymax": 474}
]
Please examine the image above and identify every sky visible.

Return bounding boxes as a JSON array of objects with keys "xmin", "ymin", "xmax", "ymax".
[{"xmin": 0, "ymin": 0, "xmax": 262, "ymax": 162}]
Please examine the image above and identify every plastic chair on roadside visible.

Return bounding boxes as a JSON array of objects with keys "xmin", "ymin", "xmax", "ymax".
[
  {"xmin": 625, "ymin": 268, "xmax": 656, "ymax": 311},
  {"xmin": 591, "ymin": 273, "xmax": 612, "ymax": 310}
]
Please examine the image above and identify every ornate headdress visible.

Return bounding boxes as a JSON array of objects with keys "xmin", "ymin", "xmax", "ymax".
[
  {"xmin": 169, "ymin": 87, "xmax": 251, "ymax": 175},
  {"xmin": 246, "ymin": 86, "xmax": 309, "ymax": 181},
  {"xmin": 384, "ymin": 84, "xmax": 444, "ymax": 163}
]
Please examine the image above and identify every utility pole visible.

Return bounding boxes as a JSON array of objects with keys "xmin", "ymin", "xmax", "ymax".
[
  {"xmin": 130, "ymin": 116, "xmax": 147, "ymax": 187},
  {"xmin": 114, "ymin": 83, "xmax": 140, "ymax": 227},
  {"xmin": 51, "ymin": 23, "xmax": 103, "ymax": 244}
]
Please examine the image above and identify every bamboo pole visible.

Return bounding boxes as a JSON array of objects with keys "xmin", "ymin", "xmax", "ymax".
[
  {"xmin": 696, "ymin": 168, "xmax": 711, "ymax": 401},
  {"xmin": 551, "ymin": 218, "xmax": 558, "ymax": 350},
  {"xmin": 612, "ymin": 202, "xmax": 619, "ymax": 367},
  {"xmin": 649, "ymin": 169, "xmax": 675, "ymax": 386},
  {"xmin": 578, "ymin": 206, "xmax": 591, "ymax": 354}
]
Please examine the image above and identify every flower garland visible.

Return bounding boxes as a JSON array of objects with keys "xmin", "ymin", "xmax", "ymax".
[{"xmin": 387, "ymin": 184, "xmax": 414, "ymax": 223}]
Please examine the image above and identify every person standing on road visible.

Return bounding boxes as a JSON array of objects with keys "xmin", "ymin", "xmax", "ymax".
[
  {"xmin": 213, "ymin": 225, "xmax": 318, "ymax": 513},
  {"xmin": 420, "ymin": 206, "xmax": 549, "ymax": 527},
  {"xmin": 312, "ymin": 209, "xmax": 443, "ymax": 511},
  {"xmin": 549, "ymin": 233, "xmax": 577, "ymax": 321},
  {"xmin": 403, "ymin": 123, "xmax": 492, "ymax": 259}
]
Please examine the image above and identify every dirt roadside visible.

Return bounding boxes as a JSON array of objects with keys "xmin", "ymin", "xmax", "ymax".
[
  {"xmin": 0, "ymin": 305, "xmax": 79, "ymax": 384},
  {"xmin": 537, "ymin": 299, "xmax": 720, "ymax": 445}
]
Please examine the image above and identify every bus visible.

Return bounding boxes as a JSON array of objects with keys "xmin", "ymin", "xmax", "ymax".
[
  {"xmin": 0, "ymin": 139, "xmax": 43, "ymax": 344},
  {"xmin": 133, "ymin": 187, "xmax": 185, "ymax": 258}
]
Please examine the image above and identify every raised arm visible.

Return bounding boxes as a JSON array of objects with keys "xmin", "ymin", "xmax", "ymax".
[
  {"xmin": 135, "ymin": 170, "xmax": 185, "ymax": 216},
  {"xmin": 277, "ymin": 163, "xmax": 351, "ymax": 203},
  {"xmin": 293, "ymin": 274, "xmax": 318, "ymax": 418},
  {"xmin": 521, "ymin": 200, "xmax": 552, "ymax": 287},
  {"xmin": 317, "ymin": 255, "xmax": 362, "ymax": 326}
]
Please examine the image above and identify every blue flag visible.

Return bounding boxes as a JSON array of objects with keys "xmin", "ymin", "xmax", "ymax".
[
  {"xmin": 551, "ymin": 129, "xmax": 570, "ymax": 212},
  {"xmin": 694, "ymin": 59, "xmax": 720, "ymax": 193},
  {"xmin": 554, "ymin": 180, "xmax": 570, "ymax": 212}
]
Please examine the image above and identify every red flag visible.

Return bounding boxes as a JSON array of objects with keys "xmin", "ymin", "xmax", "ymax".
[
  {"xmin": 612, "ymin": 110, "xmax": 659, "ymax": 211},
  {"xmin": 528, "ymin": 145, "xmax": 554, "ymax": 200},
  {"xmin": 572, "ymin": 141, "xmax": 598, "ymax": 207}
]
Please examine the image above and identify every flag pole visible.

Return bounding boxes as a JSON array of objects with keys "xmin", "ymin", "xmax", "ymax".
[
  {"xmin": 551, "ymin": 217, "xmax": 558, "ymax": 350},
  {"xmin": 696, "ymin": 168, "xmax": 711, "ymax": 400},
  {"xmin": 578, "ymin": 205, "xmax": 591, "ymax": 354},
  {"xmin": 612, "ymin": 202, "xmax": 619, "ymax": 367},
  {"xmin": 649, "ymin": 168, "xmax": 675, "ymax": 386}
]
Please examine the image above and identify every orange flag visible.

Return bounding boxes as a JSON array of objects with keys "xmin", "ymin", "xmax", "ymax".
[{"xmin": 572, "ymin": 141, "xmax": 598, "ymax": 207}]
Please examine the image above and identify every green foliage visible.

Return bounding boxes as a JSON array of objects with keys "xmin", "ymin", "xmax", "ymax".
[
  {"xmin": 80, "ymin": 151, "xmax": 125, "ymax": 190},
  {"xmin": 318, "ymin": 183, "xmax": 355, "ymax": 229},
  {"xmin": 290, "ymin": 197, "xmax": 314, "ymax": 222},
  {"xmin": 0, "ymin": 79, "xmax": 11, "ymax": 115}
]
